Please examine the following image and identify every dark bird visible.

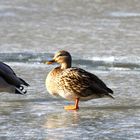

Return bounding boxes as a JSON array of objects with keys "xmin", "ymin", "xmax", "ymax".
[{"xmin": 0, "ymin": 62, "xmax": 29, "ymax": 94}]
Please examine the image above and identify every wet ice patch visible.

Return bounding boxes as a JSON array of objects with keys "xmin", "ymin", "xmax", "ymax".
[{"xmin": 110, "ymin": 12, "xmax": 140, "ymax": 17}]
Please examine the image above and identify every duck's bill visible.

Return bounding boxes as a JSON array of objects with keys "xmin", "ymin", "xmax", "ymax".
[{"xmin": 45, "ymin": 60, "xmax": 55, "ymax": 64}]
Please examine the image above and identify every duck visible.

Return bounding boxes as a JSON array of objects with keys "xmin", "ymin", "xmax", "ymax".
[
  {"xmin": 0, "ymin": 62, "xmax": 29, "ymax": 94},
  {"xmin": 45, "ymin": 50, "xmax": 114, "ymax": 110}
]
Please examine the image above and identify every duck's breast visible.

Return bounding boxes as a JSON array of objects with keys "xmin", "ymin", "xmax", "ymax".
[{"xmin": 46, "ymin": 68, "xmax": 62, "ymax": 96}]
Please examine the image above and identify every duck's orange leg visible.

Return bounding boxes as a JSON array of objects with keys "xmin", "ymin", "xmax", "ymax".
[{"xmin": 64, "ymin": 98, "xmax": 79, "ymax": 110}]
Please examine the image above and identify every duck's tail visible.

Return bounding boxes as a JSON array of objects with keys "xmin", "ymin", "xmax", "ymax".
[
  {"xmin": 19, "ymin": 77, "xmax": 30, "ymax": 86},
  {"xmin": 107, "ymin": 93, "xmax": 115, "ymax": 99}
]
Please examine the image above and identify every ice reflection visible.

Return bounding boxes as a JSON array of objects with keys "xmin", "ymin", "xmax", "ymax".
[{"xmin": 43, "ymin": 111, "xmax": 80, "ymax": 129}]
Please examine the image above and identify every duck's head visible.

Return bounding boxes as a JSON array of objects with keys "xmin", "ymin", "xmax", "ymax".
[{"xmin": 46, "ymin": 50, "xmax": 72, "ymax": 69}]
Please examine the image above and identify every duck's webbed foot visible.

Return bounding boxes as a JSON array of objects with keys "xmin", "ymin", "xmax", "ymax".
[{"xmin": 64, "ymin": 98, "xmax": 79, "ymax": 110}]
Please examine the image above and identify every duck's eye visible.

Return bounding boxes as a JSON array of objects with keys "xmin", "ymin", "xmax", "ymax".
[{"xmin": 58, "ymin": 54, "xmax": 64, "ymax": 57}]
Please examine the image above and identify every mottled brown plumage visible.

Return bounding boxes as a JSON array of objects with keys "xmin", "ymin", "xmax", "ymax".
[{"xmin": 45, "ymin": 50, "xmax": 114, "ymax": 110}]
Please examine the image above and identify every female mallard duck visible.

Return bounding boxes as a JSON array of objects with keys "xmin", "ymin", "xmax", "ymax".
[
  {"xmin": 46, "ymin": 50, "xmax": 114, "ymax": 110},
  {"xmin": 0, "ymin": 62, "xmax": 29, "ymax": 94}
]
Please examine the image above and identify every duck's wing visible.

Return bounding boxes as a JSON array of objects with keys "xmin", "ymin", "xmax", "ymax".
[
  {"xmin": 79, "ymin": 68, "xmax": 113, "ymax": 94},
  {"xmin": 58, "ymin": 68, "xmax": 113, "ymax": 98}
]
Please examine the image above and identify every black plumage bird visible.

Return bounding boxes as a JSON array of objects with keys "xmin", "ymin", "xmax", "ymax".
[{"xmin": 0, "ymin": 62, "xmax": 29, "ymax": 94}]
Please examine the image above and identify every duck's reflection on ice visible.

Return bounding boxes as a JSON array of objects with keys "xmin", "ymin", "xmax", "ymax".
[
  {"xmin": 43, "ymin": 111, "xmax": 80, "ymax": 129},
  {"xmin": 42, "ymin": 106, "xmax": 107, "ymax": 129},
  {"xmin": 41, "ymin": 108, "xmax": 107, "ymax": 139}
]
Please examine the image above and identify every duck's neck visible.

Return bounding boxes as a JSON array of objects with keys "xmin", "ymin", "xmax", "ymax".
[{"xmin": 60, "ymin": 61, "xmax": 71, "ymax": 69}]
